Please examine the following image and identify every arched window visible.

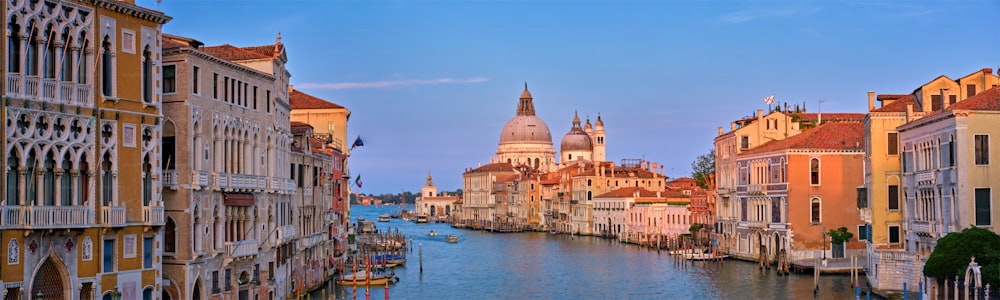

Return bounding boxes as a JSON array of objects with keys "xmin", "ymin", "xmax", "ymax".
[
  {"xmin": 142, "ymin": 155, "xmax": 152, "ymax": 206},
  {"xmin": 810, "ymin": 158, "xmax": 820, "ymax": 185},
  {"xmin": 25, "ymin": 22, "xmax": 37, "ymax": 76},
  {"xmin": 101, "ymin": 36, "xmax": 112, "ymax": 96},
  {"xmin": 143, "ymin": 287, "xmax": 153, "ymax": 300},
  {"xmin": 810, "ymin": 197, "xmax": 821, "ymax": 223},
  {"xmin": 77, "ymin": 37, "xmax": 89, "ymax": 84},
  {"xmin": 79, "ymin": 157, "xmax": 89, "ymax": 205},
  {"xmin": 7, "ymin": 21, "xmax": 21, "ymax": 73},
  {"xmin": 102, "ymin": 152, "xmax": 113, "ymax": 205},
  {"xmin": 61, "ymin": 155, "xmax": 72, "ymax": 205},
  {"xmin": 587, "ymin": 191, "xmax": 592, "ymax": 201},
  {"xmin": 7, "ymin": 152, "xmax": 20, "ymax": 205},
  {"xmin": 44, "ymin": 29, "xmax": 56, "ymax": 78},
  {"xmin": 165, "ymin": 217, "xmax": 176, "ymax": 253},
  {"xmin": 60, "ymin": 30, "xmax": 72, "ymax": 82},
  {"xmin": 26, "ymin": 150, "xmax": 37, "ymax": 205},
  {"xmin": 142, "ymin": 45, "xmax": 152, "ymax": 102},
  {"xmin": 587, "ymin": 179, "xmax": 592, "ymax": 187}
]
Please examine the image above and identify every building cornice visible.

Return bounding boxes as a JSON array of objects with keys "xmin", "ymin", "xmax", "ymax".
[
  {"xmin": 88, "ymin": 0, "xmax": 171, "ymax": 24},
  {"xmin": 164, "ymin": 48, "xmax": 276, "ymax": 82}
]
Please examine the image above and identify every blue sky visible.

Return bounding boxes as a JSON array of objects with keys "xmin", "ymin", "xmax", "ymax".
[{"xmin": 145, "ymin": 0, "xmax": 1000, "ymax": 193}]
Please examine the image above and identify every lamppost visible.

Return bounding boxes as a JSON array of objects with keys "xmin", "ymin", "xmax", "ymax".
[
  {"xmin": 110, "ymin": 285, "xmax": 122, "ymax": 300},
  {"xmin": 821, "ymin": 225, "xmax": 827, "ymax": 267}
]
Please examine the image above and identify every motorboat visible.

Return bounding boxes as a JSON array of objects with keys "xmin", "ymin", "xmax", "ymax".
[
  {"xmin": 416, "ymin": 214, "xmax": 429, "ymax": 223},
  {"xmin": 428, "ymin": 230, "xmax": 438, "ymax": 236},
  {"xmin": 377, "ymin": 214, "xmax": 391, "ymax": 222},
  {"xmin": 446, "ymin": 234, "xmax": 458, "ymax": 243}
]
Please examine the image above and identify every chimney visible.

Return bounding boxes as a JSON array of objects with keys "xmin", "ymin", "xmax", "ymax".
[
  {"xmin": 868, "ymin": 91, "xmax": 875, "ymax": 111},
  {"xmin": 656, "ymin": 191, "xmax": 661, "ymax": 198},
  {"xmin": 288, "ymin": 84, "xmax": 294, "ymax": 94},
  {"xmin": 731, "ymin": 122, "xmax": 736, "ymax": 131},
  {"xmin": 906, "ymin": 104, "xmax": 913, "ymax": 122},
  {"xmin": 652, "ymin": 163, "xmax": 659, "ymax": 175},
  {"xmin": 757, "ymin": 109, "xmax": 763, "ymax": 120},
  {"xmin": 718, "ymin": 126, "xmax": 723, "ymax": 136}
]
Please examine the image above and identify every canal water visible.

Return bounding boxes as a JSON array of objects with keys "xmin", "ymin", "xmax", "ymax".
[{"xmin": 313, "ymin": 205, "xmax": 866, "ymax": 300}]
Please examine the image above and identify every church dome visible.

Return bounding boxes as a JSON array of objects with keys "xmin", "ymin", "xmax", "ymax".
[
  {"xmin": 499, "ymin": 83, "xmax": 553, "ymax": 145},
  {"xmin": 560, "ymin": 112, "xmax": 593, "ymax": 151},
  {"xmin": 500, "ymin": 115, "xmax": 553, "ymax": 144}
]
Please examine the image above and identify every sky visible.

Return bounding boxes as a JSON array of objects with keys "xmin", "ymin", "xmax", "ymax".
[{"xmin": 143, "ymin": 0, "xmax": 1000, "ymax": 193}]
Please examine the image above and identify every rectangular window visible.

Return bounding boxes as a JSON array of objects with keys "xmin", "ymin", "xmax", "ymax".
[
  {"xmin": 266, "ymin": 90, "xmax": 271, "ymax": 112},
  {"xmin": 968, "ymin": 84, "xmax": 977, "ymax": 98},
  {"xmin": 192, "ymin": 66, "xmax": 200, "ymax": 95},
  {"xmin": 950, "ymin": 95, "xmax": 957, "ymax": 105},
  {"xmin": 950, "ymin": 139, "xmax": 956, "ymax": 166},
  {"xmin": 290, "ymin": 164, "xmax": 295, "ymax": 180},
  {"xmin": 225, "ymin": 268, "xmax": 232, "ymax": 291},
  {"xmin": 212, "ymin": 270, "xmax": 220, "ymax": 293},
  {"xmin": 253, "ymin": 86, "xmax": 258, "ymax": 109},
  {"xmin": 810, "ymin": 200, "xmax": 821, "ymax": 223},
  {"xmin": 888, "ymin": 225, "xmax": 900, "ymax": 244},
  {"xmin": 888, "ymin": 185, "xmax": 899, "ymax": 210},
  {"xmin": 142, "ymin": 237, "xmax": 153, "ymax": 268},
  {"xmin": 975, "ymin": 135, "xmax": 990, "ymax": 165},
  {"xmin": 102, "ymin": 239, "xmax": 115, "ymax": 272},
  {"xmin": 887, "ymin": 132, "xmax": 898, "ymax": 155},
  {"xmin": 213, "ymin": 73, "xmax": 219, "ymax": 99},
  {"xmin": 858, "ymin": 225, "xmax": 868, "ymax": 241},
  {"xmin": 244, "ymin": 83, "xmax": 249, "ymax": 106},
  {"xmin": 224, "ymin": 76, "xmax": 230, "ymax": 102},
  {"xmin": 931, "ymin": 94, "xmax": 942, "ymax": 111},
  {"xmin": 976, "ymin": 188, "xmax": 991, "ymax": 226},
  {"xmin": 163, "ymin": 65, "xmax": 176, "ymax": 93},
  {"xmin": 268, "ymin": 262, "xmax": 274, "ymax": 280},
  {"xmin": 740, "ymin": 136, "xmax": 749, "ymax": 150}
]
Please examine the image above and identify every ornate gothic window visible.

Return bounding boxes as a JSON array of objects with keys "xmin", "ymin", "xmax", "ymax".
[
  {"xmin": 142, "ymin": 45, "xmax": 152, "ymax": 102},
  {"xmin": 43, "ymin": 152, "xmax": 55, "ymax": 206},
  {"xmin": 25, "ymin": 22, "xmax": 37, "ymax": 76},
  {"xmin": 102, "ymin": 152, "xmax": 113, "ymax": 206},
  {"xmin": 101, "ymin": 36, "xmax": 112, "ymax": 97},
  {"xmin": 7, "ymin": 153, "xmax": 19, "ymax": 205},
  {"xmin": 26, "ymin": 150, "xmax": 37, "ymax": 205},
  {"xmin": 142, "ymin": 155, "xmax": 152, "ymax": 206},
  {"xmin": 7, "ymin": 22, "xmax": 21, "ymax": 73}
]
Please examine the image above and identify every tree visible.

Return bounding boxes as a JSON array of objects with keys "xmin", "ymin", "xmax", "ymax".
[
  {"xmin": 827, "ymin": 227, "xmax": 854, "ymax": 244},
  {"xmin": 924, "ymin": 227, "xmax": 1000, "ymax": 286},
  {"xmin": 691, "ymin": 149, "xmax": 715, "ymax": 189}
]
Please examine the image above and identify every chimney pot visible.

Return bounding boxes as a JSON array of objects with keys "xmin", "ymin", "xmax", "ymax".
[{"xmin": 868, "ymin": 91, "xmax": 875, "ymax": 111}]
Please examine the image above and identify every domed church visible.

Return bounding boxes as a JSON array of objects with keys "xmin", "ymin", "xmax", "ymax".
[{"xmin": 493, "ymin": 84, "xmax": 606, "ymax": 172}]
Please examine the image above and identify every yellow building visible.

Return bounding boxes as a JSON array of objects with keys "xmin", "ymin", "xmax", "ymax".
[
  {"xmin": 2, "ymin": 0, "xmax": 170, "ymax": 298},
  {"xmin": 862, "ymin": 68, "xmax": 998, "ymax": 293}
]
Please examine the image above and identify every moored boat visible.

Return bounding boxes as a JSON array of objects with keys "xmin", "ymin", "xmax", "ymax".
[
  {"xmin": 377, "ymin": 214, "xmax": 391, "ymax": 222},
  {"xmin": 416, "ymin": 214, "xmax": 429, "ymax": 223},
  {"xmin": 336, "ymin": 270, "xmax": 399, "ymax": 286},
  {"xmin": 428, "ymin": 230, "xmax": 438, "ymax": 236},
  {"xmin": 446, "ymin": 234, "xmax": 458, "ymax": 243}
]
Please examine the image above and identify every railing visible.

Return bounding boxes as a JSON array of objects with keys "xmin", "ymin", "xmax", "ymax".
[
  {"xmin": 915, "ymin": 170, "xmax": 934, "ymax": 185},
  {"xmin": 1, "ymin": 205, "xmax": 94, "ymax": 228},
  {"xmin": 6, "ymin": 73, "xmax": 22, "ymax": 96},
  {"xmin": 226, "ymin": 239, "xmax": 258, "ymax": 258},
  {"xmin": 192, "ymin": 170, "xmax": 210, "ymax": 188},
  {"xmin": 163, "ymin": 170, "xmax": 179, "ymax": 189},
  {"xmin": 211, "ymin": 172, "xmax": 221, "ymax": 190},
  {"xmin": 747, "ymin": 184, "xmax": 765, "ymax": 195},
  {"xmin": 218, "ymin": 173, "xmax": 231, "ymax": 190},
  {"xmin": 910, "ymin": 220, "xmax": 938, "ymax": 235},
  {"xmin": 277, "ymin": 224, "xmax": 298, "ymax": 244},
  {"xmin": 143, "ymin": 206, "xmax": 165, "ymax": 225},
  {"xmin": 101, "ymin": 206, "xmax": 126, "ymax": 227},
  {"xmin": 5, "ymin": 74, "xmax": 94, "ymax": 106},
  {"xmin": 298, "ymin": 233, "xmax": 325, "ymax": 249}
]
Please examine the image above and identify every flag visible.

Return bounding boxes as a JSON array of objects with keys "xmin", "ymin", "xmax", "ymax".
[
  {"xmin": 351, "ymin": 135, "xmax": 365, "ymax": 149},
  {"xmin": 764, "ymin": 95, "xmax": 775, "ymax": 105},
  {"xmin": 354, "ymin": 174, "xmax": 362, "ymax": 188}
]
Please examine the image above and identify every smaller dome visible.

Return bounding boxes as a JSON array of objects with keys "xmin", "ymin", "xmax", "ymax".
[
  {"xmin": 520, "ymin": 88, "xmax": 532, "ymax": 99},
  {"xmin": 561, "ymin": 130, "xmax": 593, "ymax": 152}
]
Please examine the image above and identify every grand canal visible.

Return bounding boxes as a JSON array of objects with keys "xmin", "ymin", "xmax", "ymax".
[{"xmin": 314, "ymin": 205, "xmax": 865, "ymax": 299}]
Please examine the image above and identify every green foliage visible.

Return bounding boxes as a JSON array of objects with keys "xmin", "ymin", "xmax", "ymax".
[
  {"xmin": 827, "ymin": 227, "xmax": 854, "ymax": 244},
  {"xmin": 690, "ymin": 149, "xmax": 715, "ymax": 189},
  {"xmin": 689, "ymin": 224, "xmax": 703, "ymax": 235},
  {"xmin": 923, "ymin": 227, "xmax": 1000, "ymax": 286}
]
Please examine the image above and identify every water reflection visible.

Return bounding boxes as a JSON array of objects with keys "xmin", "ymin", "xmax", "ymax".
[{"xmin": 308, "ymin": 206, "xmax": 865, "ymax": 300}]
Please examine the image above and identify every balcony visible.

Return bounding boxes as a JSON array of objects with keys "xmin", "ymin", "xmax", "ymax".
[
  {"xmin": 298, "ymin": 232, "xmax": 325, "ymax": 249},
  {"xmin": 910, "ymin": 220, "xmax": 938, "ymax": 236},
  {"xmin": 1, "ymin": 205, "xmax": 94, "ymax": 228},
  {"xmin": 915, "ymin": 170, "xmax": 934, "ymax": 186},
  {"xmin": 163, "ymin": 170, "xmax": 179, "ymax": 190},
  {"xmin": 747, "ymin": 184, "xmax": 766, "ymax": 195},
  {"xmin": 143, "ymin": 206, "xmax": 165, "ymax": 226},
  {"xmin": 102, "ymin": 206, "xmax": 126, "ymax": 227},
  {"xmin": 226, "ymin": 239, "xmax": 258, "ymax": 258},
  {"xmin": 192, "ymin": 170, "xmax": 210, "ymax": 189},
  {"xmin": 5, "ymin": 74, "xmax": 93, "ymax": 107},
  {"xmin": 277, "ymin": 224, "xmax": 298, "ymax": 244}
]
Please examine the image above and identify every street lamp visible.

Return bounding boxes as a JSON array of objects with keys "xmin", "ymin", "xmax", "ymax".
[
  {"xmin": 110, "ymin": 285, "xmax": 122, "ymax": 300},
  {"xmin": 821, "ymin": 225, "xmax": 827, "ymax": 267}
]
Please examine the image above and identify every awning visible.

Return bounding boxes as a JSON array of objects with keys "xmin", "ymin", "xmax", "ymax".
[{"xmin": 224, "ymin": 193, "xmax": 254, "ymax": 206}]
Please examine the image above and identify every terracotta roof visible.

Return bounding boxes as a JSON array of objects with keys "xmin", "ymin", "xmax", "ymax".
[
  {"xmin": 290, "ymin": 89, "xmax": 344, "ymax": 109},
  {"xmin": 794, "ymin": 113, "xmax": 866, "ymax": 123},
  {"xmin": 949, "ymin": 85, "xmax": 1000, "ymax": 111},
  {"xmin": 876, "ymin": 94, "xmax": 910, "ymax": 101},
  {"xmin": 742, "ymin": 122, "xmax": 865, "ymax": 155},
  {"xmin": 242, "ymin": 44, "xmax": 284, "ymax": 59},
  {"xmin": 668, "ymin": 177, "xmax": 695, "ymax": 183},
  {"xmin": 872, "ymin": 94, "xmax": 916, "ymax": 113},
  {"xmin": 466, "ymin": 163, "xmax": 515, "ymax": 174},
  {"xmin": 595, "ymin": 187, "xmax": 662, "ymax": 198},
  {"xmin": 960, "ymin": 68, "xmax": 994, "ymax": 79},
  {"xmin": 201, "ymin": 44, "xmax": 272, "ymax": 61},
  {"xmin": 162, "ymin": 37, "xmax": 187, "ymax": 50}
]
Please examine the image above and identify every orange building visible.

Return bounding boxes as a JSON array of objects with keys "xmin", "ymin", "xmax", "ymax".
[{"xmin": 735, "ymin": 121, "xmax": 866, "ymax": 262}]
